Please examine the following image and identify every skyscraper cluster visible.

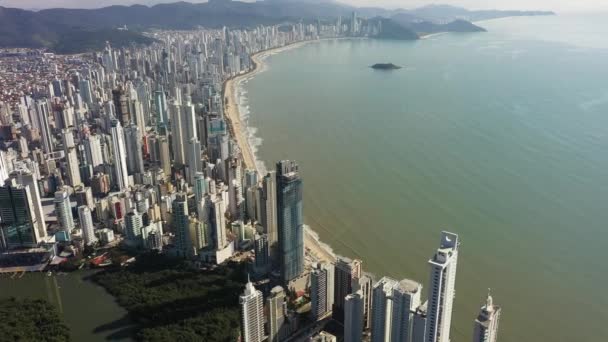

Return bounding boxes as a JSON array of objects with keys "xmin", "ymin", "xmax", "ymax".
[
  {"xmin": 0, "ymin": 13, "xmax": 498, "ymax": 342},
  {"xmin": 0, "ymin": 21, "xmax": 336, "ymax": 257},
  {"xmin": 298, "ymin": 231, "xmax": 501, "ymax": 342}
]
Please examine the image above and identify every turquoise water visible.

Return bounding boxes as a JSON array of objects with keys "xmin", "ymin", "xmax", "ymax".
[{"xmin": 243, "ymin": 14, "xmax": 608, "ymax": 342}]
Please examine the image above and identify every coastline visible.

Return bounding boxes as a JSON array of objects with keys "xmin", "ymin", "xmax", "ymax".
[{"xmin": 222, "ymin": 39, "xmax": 338, "ymax": 264}]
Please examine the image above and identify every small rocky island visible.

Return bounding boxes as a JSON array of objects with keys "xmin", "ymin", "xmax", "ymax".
[{"xmin": 371, "ymin": 63, "xmax": 402, "ymax": 70}]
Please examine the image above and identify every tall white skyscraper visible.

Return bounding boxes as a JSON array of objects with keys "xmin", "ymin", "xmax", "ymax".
[
  {"xmin": 125, "ymin": 211, "xmax": 143, "ymax": 246},
  {"xmin": 182, "ymin": 97, "xmax": 198, "ymax": 142},
  {"xmin": 34, "ymin": 99, "xmax": 53, "ymax": 154},
  {"xmin": 354, "ymin": 274, "xmax": 373, "ymax": 331},
  {"xmin": 84, "ymin": 134, "xmax": 104, "ymax": 168},
  {"xmin": 62, "ymin": 129, "xmax": 82, "ymax": 187},
  {"xmin": 170, "ymin": 101, "xmax": 185, "ymax": 165},
  {"xmin": 78, "ymin": 205, "xmax": 97, "ymax": 245},
  {"xmin": 371, "ymin": 277, "xmax": 422, "ymax": 342},
  {"xmin": 54, "ymin": 189, "xmax": 74, "ymax": 233},
  {"xmin": 110, "ymin": 119, "xmax": 129, "ymax": 190},
  {"xmin": 425, "ymin": 232, "xmax": 459, "ymax": 342},
  {"xmin": 267, "ymin": 285, "xmax": 286, "ymax": 342},
  {"xmin": 472, "ymin": 292, "xmax": 501, "ymax": 342},
  {"xmin": 240, "ymin": 278, "xmax": 264, "ymax": 342},
  {"xmin": 203, "ymin": 193, "xmax": 227, "ymax": 250},
  {"xmin": 228, "ymin": 177, "xmax": 243, "ymax": 220},
  {"xmin": 344, "ymin": 290, "xmax": 364, "ymax": 342},
  {"xmin": 260, "ymin": 172, "xmax": 277, "ymax": 264},
  {"xmin": 311, "ymin": 262, "xmax": 335, "ymax": 320}
]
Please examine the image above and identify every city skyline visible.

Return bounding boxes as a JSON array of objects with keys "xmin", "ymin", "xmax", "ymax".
[
  {"xmin": 0, "ymin": 0, "xmax": 598, "ymax": 12},
  {"xmin": 0, "ymin": 8, "xmax": 511, "ymax": 341}
]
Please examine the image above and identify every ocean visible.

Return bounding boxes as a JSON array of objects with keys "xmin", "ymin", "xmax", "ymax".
[{"xmin": 239, "ymin": 13, "xmax": 608, "ymax": 342}]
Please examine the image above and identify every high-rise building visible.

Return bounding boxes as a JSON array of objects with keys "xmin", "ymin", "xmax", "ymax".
[
  {"xmin": 125, "ymin": 211, "xmax": 143, "ymax": 246},
  {"xmin": 412, "ymin": 302, "xmax": 428, "ymax": 342},
  {"xmin": 227, "ymin": 158, "xmax": 244, "ymax": 220},
  {"xmin": 34, "ymin": 99, "xmax": 53, "ymax": 154},
  {"xmin": 124, "ymin": 124, "xmax": 144, "ymax": 176},
  {"xmin": 189, "ymin": 216, "xmax": 207, "ymax": 252},
  {"xmin": 186, "ymin": 138, "xmax": 202, "ymax": 184},
  {"xmin": 239, "ymin": 278, "xmax": 264, "ymax": 342},
  {"xmin": 244, "ymin": 170, "xmax": 258, "ymax": 222},
  {"xmin": 78, "ymin": 205, "xmax": 97, "ymax": 245},
  {"xmin": 344, "ymin": 291, "xmax": 364, "ymax": 342},
  {"xmin": 193, "ymin": 172, "xmax": 206, "ymax": 219},
  {"xmin": 472, "ymin": 292, "xmax": 501, "ymax": 342},
  {"xmin": 276, "ymin": 160, "xmax": 304, "ymax": 283},
  {"xmin": 110, "ymin": 119, "xmax": 129, "ymax": 190},
  {"xmin": 170, "ymin": 101, "xmax": 185, "ymax": 165},
  {"xmin": 253, "ymin": 233, "xmax": 270, "ymax": 274},
  {"xmin": 267, "ymin": 285, "xmax": 286, "ymax": 342},
  {"xmin": 260, "ymin": 171, "xmax": 278, "ymax": 265},
  {"xmin": 425, "ymin": 232, "xmax": 459, "ymax": 342},
  {"xmin": 79, "ymin": 79, "xmax": 93, "ymax": 105},
  {"xmin": 371, "ymin": 277, "xmax": 422, "ymax": 342},
  {"xmin": 142, "ymin": 222, "xmax": 163, "ymax": 251},
  {"xmin": 203, "ymin": 193, "xmax": 227, "ymax": 250},
  {"xmin": 54, "ymin": 188, "xmax": 74, "ymax": 233},
  {"xmin": 92, "ymin": 172, "xmax": 111, "ymax": 196},
  {"xmin": 10, "ymin": 170, "xmax": 46, "ymax": 240},
  {"xmin": 311, "ymin": 262, "xmax": 335, "ymax": 320},
  {"xmin": 350, "ymin": 11, "xmax": 358, "ymax": 36},
  {"xmin": 158, "ymin": 136, "xmax": 171, "ymax": 176},
  {"xmin": 173, "ymin": 193, "xmax": 192, "ymax": 257},
  {"xmin": 182, "ymin": 97, "xmax": 198, "ymax": 142},
  {"xmin": 83, "ymin": 134, "xmax": 104, "ymax": 168},
  {"xmin": 334, "ymin": 257, "xmax": 362, "ymax": 321},
  {"xmin": 355, "ymin": 274, "xmax": 373, "ymax": 331},
  {"xmin": 0, "ymin": 180, "xmax": 41, "ymax": 249},
  {"xmin": 62, "ymin": 129, "xmax": 82, "ymax": 187},
  {"xmin": 154, "ymin": 86, "xmax": 168, "ymax": 131},
  {"xmin": 112, "ymin": 88, "xmax": 131, "ymax": 126}
]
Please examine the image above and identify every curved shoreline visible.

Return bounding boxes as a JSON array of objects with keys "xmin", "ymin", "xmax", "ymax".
[
  {"xmin": 222, "ymin": 39, "xmax": 337, "ymax": 264},
  {"xmin": 223, "ymin": 40, "xmax": 315, "ymax": 174}
]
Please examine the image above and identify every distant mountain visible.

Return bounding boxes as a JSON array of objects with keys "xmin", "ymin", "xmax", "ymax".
[
  {"xmin": 372, "ymin": 18, "xmax": 419, "ymax": 41},
  {"xmin": 0, "ymin": 7, "xmax": 58, "ymax": 48},
  {"xmin": 0, "ymin": 1, "xmax": 555, "ymax": 52},
  {"xmin": 391, "ymin": 14, "xmax": 486, "ymax": 36},
  {"xmin": 408, "ymin": 4, "xmax": 554, "ymax": 23},
  {"xmin": 0, "ymin": 6, "xmax": 157, "ymax": 52},
  {"xmin": 53, "ymin": 29, "xmax": 157, "ymax": 54}
]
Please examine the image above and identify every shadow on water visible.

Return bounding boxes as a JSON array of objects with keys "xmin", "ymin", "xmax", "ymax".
[{"xmin": 93, "ymin": 314, "xmax": 137, "ymax": 340}]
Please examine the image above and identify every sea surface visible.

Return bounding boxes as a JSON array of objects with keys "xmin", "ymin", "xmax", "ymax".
[{"xmin": 241, "ymin": 13, "xmax": 608, "ymax": 342}]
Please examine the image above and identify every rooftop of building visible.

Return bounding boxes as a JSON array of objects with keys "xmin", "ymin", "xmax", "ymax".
[{"xmin": 398, "ymin": 278, "xmax": 422, "ymax": 293}]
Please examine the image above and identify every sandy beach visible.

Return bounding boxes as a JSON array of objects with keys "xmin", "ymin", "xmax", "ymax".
[
  {"xmin": 222, "ymin": 40, "xmax": 338, "ymax": 264},
  {"xmin": 223, "ymin": 41, "xmax": 312, "ymax": 174},
  {"xmin": 223, "ymin": 64, "xmax": 260, "ymax": 173}
]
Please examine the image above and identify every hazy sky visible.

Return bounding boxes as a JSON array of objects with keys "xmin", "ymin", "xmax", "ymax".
[{"xmin": 0, "ymin": 0, "xmax": 605, "ymax": 12}]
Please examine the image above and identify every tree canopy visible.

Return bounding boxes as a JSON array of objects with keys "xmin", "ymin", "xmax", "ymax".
[
  {"xmin": 91, "ymin": 252, "xmax": 245, "ymax": 341},
  {"xmin": 0, "ymin": 297, "xmax": 70, "ymax": 342}
]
